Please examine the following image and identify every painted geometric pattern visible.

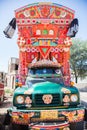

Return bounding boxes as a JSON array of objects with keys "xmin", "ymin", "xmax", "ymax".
[
  {"xmin": 15, "ymin": 3, "xmax": 74, "ymax": 85},
  {"xmin": 11, "ymin": 109, "xmax": 84, "ymax": 125},
  {"xmin": 15, "ymin": 3, "xmax": 74, "ymax": 20}
]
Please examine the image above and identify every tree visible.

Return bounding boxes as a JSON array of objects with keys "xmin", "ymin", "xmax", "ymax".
[{"xmin": 70, "ymin": 39, "xmax": 87, "ymax": 83}]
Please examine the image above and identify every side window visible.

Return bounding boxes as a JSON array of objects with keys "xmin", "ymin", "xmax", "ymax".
[
  {"xmin": 28, "ymin": 69, "xmax": 34, "ymax": 74},
  {"xmin": 26, "ymin": 80, "xmax": 32, "ymax": 87}
]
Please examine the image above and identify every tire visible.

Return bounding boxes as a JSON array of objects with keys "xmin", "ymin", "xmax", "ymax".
[
  {"xmin": 8, "ymin": 123, "xmax": 28, "ymax": 130},
  {"xmin": 70, "ymin": 121, "xmax": 84, "ymax": 130},
  {"xmin": 84, "ymin": 121, "xmax": 87, "ymax": 129},
  {"xmin": 3, "ymin": 113, "xmax": 11, "ymax": 126},
  {"xmin": 0, "ymin": 122, "xmax": 5, "ymax": 130},
  {"xmin": 3, "ymin": 113, "xmax": 28, "ymax": 130},
  {"xmin": 84, "ymin": 108, "xmax": 87, "ymax": 121}
]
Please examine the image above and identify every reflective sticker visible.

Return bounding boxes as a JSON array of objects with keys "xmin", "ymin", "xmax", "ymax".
[
  {"xmin": 24, "ymin": 10, "xmax": 30, "ymax": 17},
  {"xmin": 25, "ymin": 96, "xmax": 32, "ymax": 104},
  {"xmin": 60, "ymin": 11, "xmax": 67, "ymax": 18},
  {"xmin": 24, "ymin": 89, "xmax": 33, "ymax": 94},
  {"xmin": 61, "ymin": 88, "xmax": 71, "ymax": 93},
  {"xmin": 63, "ymin": 95, "xmax": 70, "ymax": 103},
  {"xmin": 42, "ymin": 94, "xmax": 53, "ymax": 104}
]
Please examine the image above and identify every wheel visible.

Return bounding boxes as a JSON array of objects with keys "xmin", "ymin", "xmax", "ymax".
[
  {"xmin": 3, "ymin": 112, "xmax": 11, "ymax": 126},
  {"xmin": 8, "ymin": 123, "xmax": 28, "ymax": 130},
  {"xmin": 3, "ymin": 113, "xmax": 28, "ymax": 130},
  {"xmin": 84, "ymin": 121, "xmax": 87, "ymax": 129},
  {"xmin": 84, "ymin": 108, "xmax": 87, "ymax": 121},
  {"xmin": 70, "ymin": 121, "xmax": 84, "ymax": 130},
  {"xmin": 0, "ymin": 122, "xmax": 5, "ymax": 130}
]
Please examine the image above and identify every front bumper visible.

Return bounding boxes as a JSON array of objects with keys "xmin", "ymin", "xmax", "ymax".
[
  {"xmin": 8, "ymin": 106, "xmax": 85, "ymax": 125},
  {"xmin": 29, "ymin": 121, "xmax": 70, "ymax": 130}
]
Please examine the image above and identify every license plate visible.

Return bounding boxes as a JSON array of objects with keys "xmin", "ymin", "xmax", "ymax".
[{"xmin": 40, "ymin": 110, "xmax": 58, "ymax": 120}]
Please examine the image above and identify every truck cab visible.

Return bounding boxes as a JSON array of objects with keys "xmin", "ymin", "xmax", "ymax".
[
  {"xmin": 10, "ymin": 61, "xmax": 84, "ymax": 128},
  {"xmin": 10, "ymin": 61, "xmax": 84, "ymax": 130},
  {"xmin": 13, "ymin": 61, "xmax": 80, "ymax": 109}
]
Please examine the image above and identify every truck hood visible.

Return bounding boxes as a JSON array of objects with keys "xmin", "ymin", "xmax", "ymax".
[
  {"xmin": 13, "ymin": 81, "xmax": 80, "ymax": 108},
  {"xmin": 14, "ymin": 81, "xmax": 79, "ymax": 95},
  {"xmin": 32, "ymin": 81, "xmax": 62, "ymax": 94}
]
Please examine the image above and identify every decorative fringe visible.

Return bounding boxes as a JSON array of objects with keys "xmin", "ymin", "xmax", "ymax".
[{"xmin": 3, "ymin": 18, "xmax": 16, "ymax": 38}]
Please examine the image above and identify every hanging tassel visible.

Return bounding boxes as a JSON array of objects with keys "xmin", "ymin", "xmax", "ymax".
[
  {"xmin": 3, "ymin": 18, "xmax": 16, "ymax": 38},
  {"xmin": 67, "ymin": 18, "xmax": 79, "ymax": 37}
]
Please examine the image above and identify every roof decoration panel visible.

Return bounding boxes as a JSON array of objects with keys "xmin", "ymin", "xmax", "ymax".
[{"xmin": 15, "ymin": 2, "xmax": 74, "ymax": 20}]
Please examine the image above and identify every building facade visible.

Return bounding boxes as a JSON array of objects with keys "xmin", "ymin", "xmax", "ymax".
[{"xmin": 6, "ymin": 57, "xmax": 19, "ymax": 89}]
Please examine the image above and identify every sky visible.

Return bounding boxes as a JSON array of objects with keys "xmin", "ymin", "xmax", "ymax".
[{"xmin": 0, "ymin": 0, "xmax": 87, "ymax": 72}]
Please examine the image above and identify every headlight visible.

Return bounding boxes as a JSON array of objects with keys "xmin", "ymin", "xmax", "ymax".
[
  {"xmin": 16, "ymin": 96, "xmax": 24, "ymax": 104},
  {"xmin": 70, "ymin": 94, "xmax": 78, "ymax": 102}
]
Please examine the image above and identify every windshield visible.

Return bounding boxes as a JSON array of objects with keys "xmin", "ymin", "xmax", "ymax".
[
  {"xmin": 26, "ymin": 77, "xmax": 64, "ymax": 88},
  {"xmin": 28, "ymin": 67, "xmax": 62, "ymax": 75}
]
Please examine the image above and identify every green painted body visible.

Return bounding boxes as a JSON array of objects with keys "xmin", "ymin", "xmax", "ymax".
[
  {"xmin": 10, "ymin": 69, "xmax": 85, "ymax": 125},
  {"xmin": 13, "ymin": 76, "xmax": 80, "ymax": 109}
]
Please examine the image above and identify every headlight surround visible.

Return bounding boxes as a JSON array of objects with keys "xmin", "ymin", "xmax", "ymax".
[
  {"xmin": 70, "ymin": 94, "xmax": 78, "ymax": 102},
  {"xmin": 16, "ymin": 95, "xmax": 24, "ymax": 104}
]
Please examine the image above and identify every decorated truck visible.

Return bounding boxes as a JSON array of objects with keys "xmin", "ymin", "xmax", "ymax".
[
  {"xmin": 0, "ymin": 72, "xmax": 5, "ymax": 104},
  {"xmin": 0, "ymin": 82, "xmax": 4, "ymax": 104},
  {"xmin": 3, "ymin": 2, "xmax": 87, "ymax": 130}
]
